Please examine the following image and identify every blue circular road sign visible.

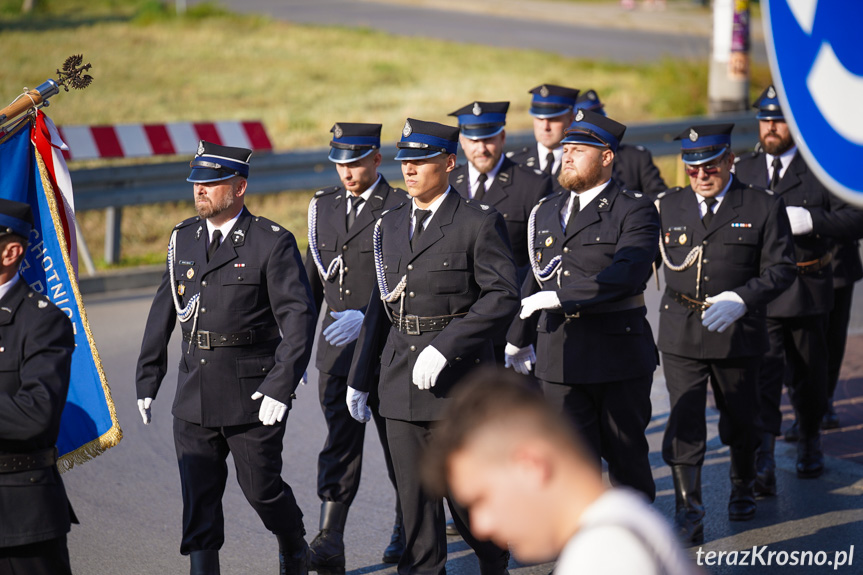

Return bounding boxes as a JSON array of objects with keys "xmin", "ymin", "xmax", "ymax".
[{"xmin": 764, "ymin": 0, "xmax": 863, "ymax": 205}]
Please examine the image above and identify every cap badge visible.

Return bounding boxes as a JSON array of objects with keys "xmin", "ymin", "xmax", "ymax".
[
  {"xmin": 545, "ymin": 236, "xmax": 554, "ymax": 247},
  {"xmin": 186, "ymin": 268, "xmax": 195, "ymax": 279},
  {"xmin": 679, "ymin": 233, "xmax": 688, "ymax": 244},
  {"xmin": 540, "ymin": 85, "xmax": 550, "ymax": 98},
  {"xmin": 767, "ymin": 86, "xmax": 776, "ymax": 99},
  {"xmin": 197, "ymin": 141, "xmax": 205, "ymax": 156},
  {"xmin": 689, "ymin": 129, "xmax": 698, "ymax": 142},
  {"xmin": 575, "ymin": 109, "xmax": 584, "ymax": 122},
  {"xmin": 472, "ymin": 102, "xmax": 482, "ymax": 116},
  {"xmin": 334, "ymin": 125, "xmax": 343, "ymax": 139},
  {"xmin": 271, "ymin": 225, "xmax": 280, "ymax": 232},
  {"xmin": 403, "ymin": 120, "xmax": 412, "ymax": 138},
  {"xmin": 38, "ymin": 300, "xmax": 48, "ymax": 309},
  {"xmin": 589, "ymin": 92, "xmax": 597, "ymax": 101},
  {"xmin": 535, "ymin": 250, "xmax": 542, "ymax": 262}
]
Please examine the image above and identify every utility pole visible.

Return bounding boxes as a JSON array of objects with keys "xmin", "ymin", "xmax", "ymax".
[{"xmin": 708, "ymin": 0, "xmax": 751, "ymax": 113}]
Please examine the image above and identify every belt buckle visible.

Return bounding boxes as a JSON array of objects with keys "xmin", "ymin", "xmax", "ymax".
[
  {"xmin": 196, "ymin": 330, "xmax": 212, "ymax": 350},
  {"xmin": 404, "ymin": 314, "xmax": 421, "ymax": 336}
]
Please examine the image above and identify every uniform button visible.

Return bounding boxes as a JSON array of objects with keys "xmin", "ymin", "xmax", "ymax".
[
  {"xmin": 702, "ymin": 240, "xmax": 709, "ymax": 246},
  {"xmin": 455, "ymin": 357, "xmax": 462, "ymax": 362},
  {"xmin": 343, "ymin": 245, "xmax": 348, "ymax": 250},
  {"xmin": 345, "ymin": 289, "xmax": 351, "ymax": 296},
  {"xmin": 321, "ymin": 243, "xmax": 326, "ymax": 248},
  {"xmin": 410, "ymin": 345, "xmax": 417, "ymax": 352},
  {"xmin": 238, "ymin": 276, "xmax": 243, "ymax": 281},
  {"xmin": 443, "ymin": 262, "xmax": 449, "ymax": 267},
  {"xmin": 704, "ymin": 276, "xmax": 710, "ymax": 281},
  {"xmin": 409, "ymin": 291, "xmax": 415, "ymax": 298},
  {"xmin": 738, "ymin": 236, "xmax": 743, "ymax": 241},
  {"xmin": 503, "ymin": 213, "xmax": 509, "ymax": 218},
  {"xmin": 262, "ymin": 367, "xmax": 268, "ymax": 372},
  {"xmin": 384, "ymin": 264, "xmax": 388, "ymax": 270},
  {"xmin": 200, "ymin": 307, "xmax": 207, "ymax": 314},
  {"xmin": 563, "ymin": 247, "xmax": 570, "ymax": 253},
  {"xmin": 595, "ymin": 236, "xmax": 601, "ymax": 241},
  {"xmin": 30, "ymin": 477, "xmax": 37, "ymax": 483},
  {"xmin": 344, "ymin": 267, "xmax": 349, "ymax": 273},
  {"xmin": 407, "ymin": 264, "xmax": 414, "ymax": 271},
  {"xmin": 474, "ymin": 358, "xmax": 480, "ymax": 364},
  {"xmin": 803, "ymin": 200, "xmax": 808, "ymax": 205},
  {"xmin": 703, "ymin": 259, "xmax": 709, "ymax": 264},
  {"xmin": 625, "ymin": 326, "xmax": 631, "ymax": 333},
  {"xmin": 201, "ymin": 280, "xmax": 207, "ymax": 287},
  {"xmin": 564, "ymin": 270, "xmax": 571, "ymax": 277},
  {"xmin": 200, "ymin": 359, "xmax": 207, "ymax": 365},
  {"xmin": 664, "ymin": 304, "xmax": 669, "ymax": 310}
]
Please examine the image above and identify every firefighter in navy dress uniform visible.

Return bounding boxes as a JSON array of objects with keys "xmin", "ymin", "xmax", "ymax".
[
  {"xmin": 345, "ymin": 119, "xmax": 519, "ymax": 575},
  {"xmin": 0, "ymin": 199, "xmax": 77, "ymax": 575},
  {"xmin": 505, "ymin": 109, "xmax": 660, "ymax": 501},
  {"xmin": 448, "ymin": 101, "xmax": 552, "ymax": 360},
  {"xmin": 656, "ymin": 123, "xmax": 796, "ymax": 544},
  {"xmin": 135, "ymin": 141, "xmax": 317, "ymax": 575},
  {"xmin": 507, "ymin": 84, "xmax": 580, "ymax": 196},
  {"xmin": 735, "ymin": 86, "xmax": 863, "ymax": 486},
  {"xmin": 304, "ymin": 123, "xmax": 406, "ymax": 571},
  {"xmin": 575, "ymin": 89, "xmax": 667, "ymax": 199}
]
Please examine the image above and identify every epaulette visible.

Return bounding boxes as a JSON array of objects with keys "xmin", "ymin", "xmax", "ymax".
[
  {"xmin": 734, "ymin": 151, "xmax": 759, "ymax": 163},
  {"xmin": 635, "ymin": 145, "xmax": 647, "ymax": 151},
  {"xmin": 26, "ymin": 290, "xmax": 55, "ymax": 311},
  {"xmin": 656, "ymin": 186, "xmax": 683, "ymax": 201},
  {"xmin": 174, "ymin": 215, "xmax": 201, "ymax": 229},
  {"xmin": 253, "ymin": 216, "xmax": 288, "ymax": 235},
  {"xmin": 380, "ymin": 201, "xmax": 407, "ymax": 219},
  {"xmin": 464, "ymin": 199, "xmax": 492, "ymax": 212},
  {"xmin": 314, "ymin": 186, "xmax": 342, "ymax": 197},
  {"xmin": 537, "ymin": 192, "xmax": 558, "ymax": 205},
  {"xmin": 746, "ymin": 183, "xmax": 774, "ymax": 196},
  {"xmin": 621, "ymin": 189, "xmax": 648, "ymax": 200}
]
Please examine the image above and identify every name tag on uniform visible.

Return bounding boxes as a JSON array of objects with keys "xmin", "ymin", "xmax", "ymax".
[{"xmin": 664, "ymin": 226, "xmax": 690, "ymax": 246}]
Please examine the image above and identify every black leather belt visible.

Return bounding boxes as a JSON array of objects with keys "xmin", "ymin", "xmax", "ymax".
[
  {"xmin": 0, "ymin": 447, "xmax": 57, "ymax": 473},
  {"xmin": 797, "ymin": 252, "xmax": 832, "ymax": 275},
  {"xmin": 665, "ymin": 287, "xmax": 711, "ymax": 312},
  {"xmin": 390, "ymin": 312, "xmax": 467, "ymax": 335},
  {"xmin": 182, "ymin": 326, "xmax": 281, "ymax": 350},
  {"xmin": 549, "ymin": 293, "xmax": 646, "ymax": 319}
]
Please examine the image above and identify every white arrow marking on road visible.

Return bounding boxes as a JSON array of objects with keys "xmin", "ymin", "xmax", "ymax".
[
  {"xmin": 807, "ymin": 42, "xmax": 863, "ymax": 145},
  {"xmin": 787, "ymin": 0, "xmax": 818, "ymax": 35}
]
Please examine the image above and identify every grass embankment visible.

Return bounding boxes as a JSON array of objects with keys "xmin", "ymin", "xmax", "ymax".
[{"xmin": 1, "ymin": 1, "xmax": 771, "ymax": 268}]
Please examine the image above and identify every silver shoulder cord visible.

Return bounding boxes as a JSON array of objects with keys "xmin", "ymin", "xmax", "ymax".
[
  {"xmin": 168, "ymin": 229, "xmax": 201, "ymax": 353},
  {"xmin": 527, "ymin": 201, "xmax": 564, "ymax": 287},
  {"xmin": 373, "ymin": 216, "xmax": 408, "ymax": 324},
  {"xmin": 307, "ymin": 196, "xmax": 346, "ymax": 299},
  {"xmin": 657, "ymin": 233, "xmax": 705, "ymax": 299}
]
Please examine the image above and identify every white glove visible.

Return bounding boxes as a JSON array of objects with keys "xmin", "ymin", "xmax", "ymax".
[
  {"xmin": 519, "ymin": 291, "xmax": 562, "ymax": 319},
  {"xmin": 412, "ymin": 346, "xmax": 448, "ymax": 390},
  {"xmin": 786, "ymin": 206, "xmax": 814, "ymax": 235},
  {"xmin": 137, "ymin": 397, "xmax": 153, "ymax": 425},
  {"xmin": 504, "ymin": 343, "xmax": 535, "ymax": 375},
  {"xmin": 323, "ymin": 310, "xmax": 364, "ymax": 346},
  {"xmin": 346, "ymin": 386, "xmax": 371, "ymax": 423},
  {"xmin": 251, "ymin": 392, "xmax": 288, "ymax": 425},
  {"xmin": 702, "ymin": 291, "xmax": 747, "ymax": 333}
]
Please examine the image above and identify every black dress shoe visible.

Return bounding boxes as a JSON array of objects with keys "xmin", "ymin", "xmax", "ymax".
[
  {"xmin": 382, "ymin": 515, "xmax": 404, "ymax": 564},
  {"xmin": 445, "ymin": 518, "xmax": 459, "ymax": 537},
  {"xmin": 796, "ymin": 435, "xmax": 824, "ymax": 479},
  {"xmin": 278, "ymin": 538, "xmax": 310, "ymax": 575},
  {"xmin": 190, "ymin": 550, "xmax": 220, "ymax": 575},
  {"xmin": 728, "ymin": 481, "xmax": 757, "ymax": 521},
  {"xmin": 309, "ymin": 530, "xmax": 345, "ymax": 575},
  {"xmin": 784, "ymin": 420, "xmax": 800, "ymax": 442},
  {"xmin": 822, "ymin": 403, "xmax": 840, "ymax": 430}
]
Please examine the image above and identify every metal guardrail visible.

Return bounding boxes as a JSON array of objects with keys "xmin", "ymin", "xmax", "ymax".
[{"xmin": 70, "ymin": 112, "xmax": 760, "ymax": 265}]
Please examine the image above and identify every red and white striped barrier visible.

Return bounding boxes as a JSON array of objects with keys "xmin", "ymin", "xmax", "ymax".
[{"xmin": 56, "ymin": 121, "xmax": 272, "ymax": 161}]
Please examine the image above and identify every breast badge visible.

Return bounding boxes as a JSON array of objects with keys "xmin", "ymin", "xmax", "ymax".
[
  {"xmin": 186, "ymin": 268, "xmax": 195, "ymax": 279},
  {"xmin": 178, "ymin": 283, "xmax": 186, "ymax": 296},
  {"xmin": 544, "ymin": 236, "xmax": 554, "ymax": 247}
]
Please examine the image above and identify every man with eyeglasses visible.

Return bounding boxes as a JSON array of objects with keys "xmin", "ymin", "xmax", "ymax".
[
  {"xmin": 656, "ymin": 123, "xmax": 796, "ymax": 545},
  {"xmin": 735, "ymin": 86, "xmax": 863, "ymax": 491}
]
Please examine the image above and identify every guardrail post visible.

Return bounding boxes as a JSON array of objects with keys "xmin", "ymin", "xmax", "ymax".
[{"xmin": 104, "ymin": 206, "xmax": 122, "ymax": 265}]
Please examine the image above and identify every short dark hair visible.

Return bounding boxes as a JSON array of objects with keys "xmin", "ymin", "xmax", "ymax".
[{"xmin": 422, "ymin": 367, "xmax": 591, "ymax": 498}]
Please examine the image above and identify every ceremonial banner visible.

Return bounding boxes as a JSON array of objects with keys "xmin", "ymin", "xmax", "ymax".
[{"xmin": 0, "ymin": 111, "xmax": 121, "ymax": 471}]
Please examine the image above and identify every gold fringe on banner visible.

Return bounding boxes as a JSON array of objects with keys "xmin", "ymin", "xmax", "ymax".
[{"xmin": 33, "ymin": 133, "xmax": 122, "ymax": 472}]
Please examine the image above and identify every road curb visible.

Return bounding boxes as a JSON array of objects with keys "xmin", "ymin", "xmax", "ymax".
[{"xmin": 78, "ymin": 266, "xmax": 163, "ymax": 295}]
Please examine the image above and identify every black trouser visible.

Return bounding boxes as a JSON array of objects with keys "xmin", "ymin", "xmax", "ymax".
[
  {"xmin": 661, "ymin": 352, "xmax": 761, "ymax": 466},
  {"xmin": 827, "ymin": 285, "xmax": 855, "ymax": 399},
  {"xmin": 385, "ymin": 418, "xmax": 509, "ymax": 575},
  {"xmin": 173, "ymin": 417, "xmax": 304, "ymax": 554},
  {"xmin": 542, "ymin": 375, "xmax": 655, "ymax": 501},
  {"xmin": 0, "ymin": 535, "xmax": 72, "ymax": 575},
  {"xmin": 758, "ymin": 315, "xmax": 829, "ymax": 437},
  {"xmin": 317, "ymin": 370, "xmax": 399, "ymax": 514}
]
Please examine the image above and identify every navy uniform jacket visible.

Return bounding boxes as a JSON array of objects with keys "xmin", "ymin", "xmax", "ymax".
[
  {"xmin": 656, "ymin": 177, "xmax": 797, "ymax": 359},
  {"xmin": 347, "ymin": 191, "xmax": 519, "ymax": 421},
  {"xmin": 136, "ymin": 207, "xmax": 317, "ymax": 427},
  {"xmin": 507, "ymin": 181, "xmax": 660, "ymax": 384},
  {"xmin": 736, "ymin": 150, "xmax": 863, "ymax": 317},
  {"xmin": 305, "ymin": 177, "xmax": 408, "ymax": 377},
  {"xmin": 0, "ymin": 279, "xmax": 75, "ymax": 547},
  {"xmin": 614, "ymin": 143, "xmax": 667, "ymax": 200},
  {"xmin": 449, "ymin": 157, "xmax": 552, "ymax": 281},
  {"xmin": 508, "ymin": 145, "xmax": 567, "ymax": 196}
]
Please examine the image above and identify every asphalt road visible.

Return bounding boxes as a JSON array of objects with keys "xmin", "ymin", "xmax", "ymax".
[
  {"xmin": 206, "ymin": 0, "xmax": 768, "ymax": 64},
  {"xmin": 63, "ymin": 280, "xmax": 863, "ymax": 575}
]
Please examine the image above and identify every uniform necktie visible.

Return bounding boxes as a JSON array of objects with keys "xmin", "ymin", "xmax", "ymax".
[
  {"xmin": 564, "ymin": 193, "xmax": 580, "ymax": 233},
  {"xmin": 544, "ymin": 152, "xmax": 555, "ymax": 176},
  {"xmin": 473, "ymin": 173, "xmax": 488, "ymax": 202},
  {"xmin": 347, "ymin": 196, "xmax": 364, "ymax": 230},
  {"xmin": 769, "ymin": 156, "xmax": 783, "ymax": 191},
  {"xmin": 207, "ymin": 229, "xmax": 222, "ymax": 262},
  {"xmin": 411, "ymin": 209, "xmax": 431, "ymax": 251},
  {"xmin": 702, "ymin": 197, "xmax": 717, "ymax": 228}
]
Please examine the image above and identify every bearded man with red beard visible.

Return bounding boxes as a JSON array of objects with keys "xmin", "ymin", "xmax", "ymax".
[{"xmin": 505, "ymin": 109, "xmax": 660, "ymax": 502}]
